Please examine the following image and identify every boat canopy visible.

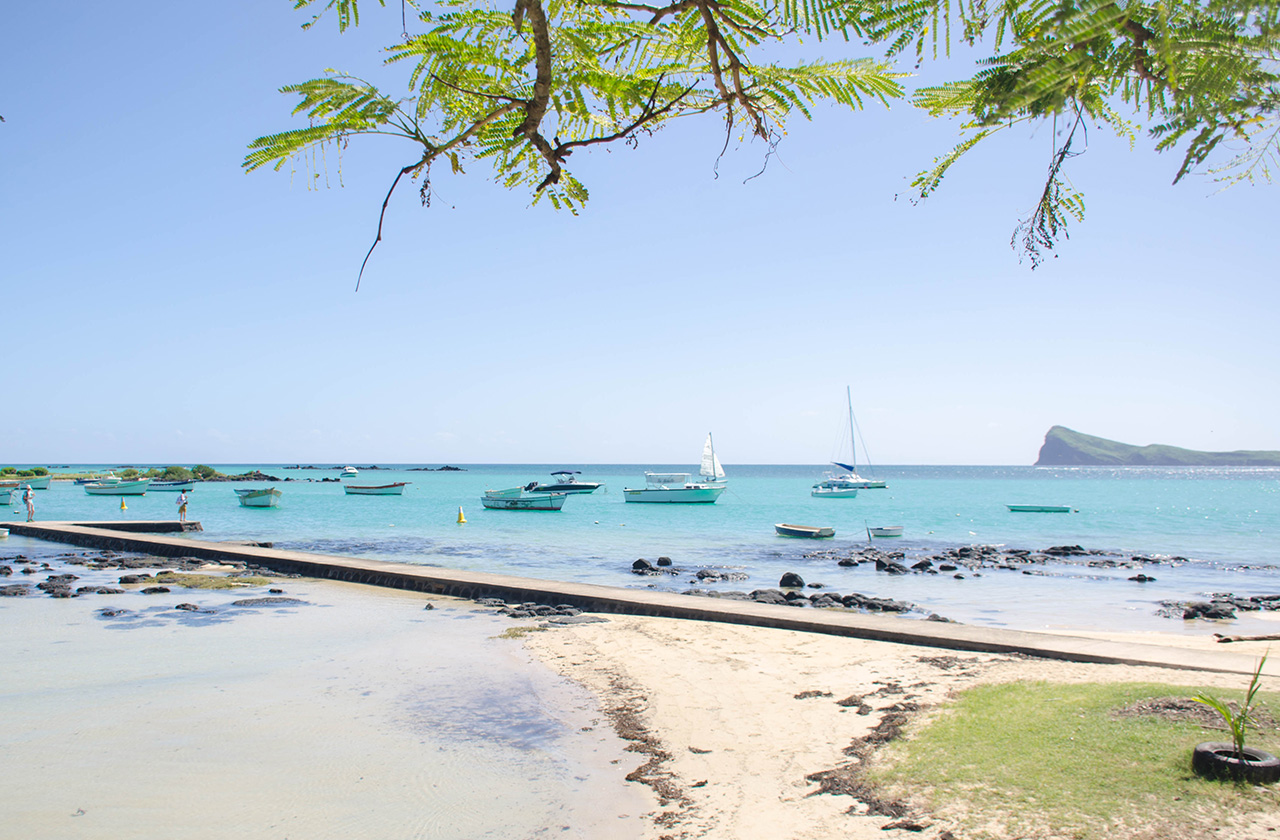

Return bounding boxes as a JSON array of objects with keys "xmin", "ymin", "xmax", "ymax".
[
  {"xmin": 550, "ymin": 470, "xmax": 580, "ymax": 476},
  {"xmin": 644, "ymin": 473, "xmax": 690, "ymax": 487},
  {"xmin": 833, "ymin": 461, "xmax": 857, "ymax": 473}
]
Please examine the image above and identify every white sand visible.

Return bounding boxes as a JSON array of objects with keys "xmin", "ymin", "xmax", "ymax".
[{"xmin": 523, "ymin": 614, "xmax": 1280, "ymax": 840}]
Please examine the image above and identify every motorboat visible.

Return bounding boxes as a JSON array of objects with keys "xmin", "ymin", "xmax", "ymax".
[
  {"xmin": 1007, "ymin": 504, "xmax": 1073, "ymax": 513},
  {"xmin": 149, "ymin": 480, "xmax": 195, "ymax": 492},
  {"xmin": 236, "ymin": 487, "xmax": 282, "ymax": 508},
  {"xmin": 531, "ymin": 471, "xmax": 602, "ymax": 494},
  {"xmin": 16, "ymin": 476, "xmax": 51, "ymax": 490},
  {"xmin": 340, "ymin": 466, "xmax": 359, "ymax": 478},
  {"xmin": 481, "ymin": 488, "xmax": 566, "ymax": 510},
  {"xmin": 868, "ymin": 525, "xmax": 904, "ymax": 538},
  {"xmin": 812, "ymin": 387, "xmax": 886, "ymax": 495},
  {"xmin": 624, "ymin": 434, "xmax": 726, "ymax": 504},
  {"xmin": 84, "ymin": 479, "xmax": 151, "ymax": 495},
  {"xmin": 775, "ymin": 523, "xmax": 835, "ymax": 538},
  {"xmin": 343, "ymin": 482, "xmax": 410, "ymax": 495}
]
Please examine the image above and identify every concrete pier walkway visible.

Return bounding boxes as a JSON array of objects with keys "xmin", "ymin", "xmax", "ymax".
[{"xmin": 8, "ymin": 521, "xmax": 1275, "ymax": 677}]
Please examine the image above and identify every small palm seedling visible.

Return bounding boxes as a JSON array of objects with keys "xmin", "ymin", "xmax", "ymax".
[
  {"xmin": 1194, "ymin": 652, "xmax": 1268, "ymax": 761},
  {"xmin": 1191, "ymin": 652, "xmax": 1278, "ymax": 784}
]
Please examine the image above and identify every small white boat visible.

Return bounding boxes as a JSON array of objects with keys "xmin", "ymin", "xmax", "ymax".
[
  {"xmin": 775, "ymin": 523, "xmax": 835, "ymax": 538},
  {"xmin": 75, "ymin": 472, "xmax": 119, "ymax": 485},
  {"xmin": 339, "ymin": 466, "xmax": 359, "ymax": 478},
  {"xmin": 149, "ymin": 480, "xmax": 195, "ymax": 492},
  {"xmin": 84, "ymin": 479, "xmax": 151, "ymax": 495},
  {"xmin": 624, "ymin": 434, "xmax": 727, "ymax": 504},
  {"xmin": 0, "ymin": 527, "xmax": 7, "ymax": 538},
  {"xmin": 812, "ymin": 387, "xmax": 886, "ymax": 495},
  {"xmin": 868, "ymin": 525, "xmax": 904, "ymax": 538},
  {"xmin": 481, "ymin": 489, "xmax": 566, "ymax": 510},
  {"xmin": 343, "ymin": 482, "xmax": 409, "ymax": 495},
  {"xmin": 531, "ymin": 471, "xmax": 603, "ymax": 494},
  {"xmin": 16, "ymin": 476, "xmax": 51, "ymax": 490},
  {"xmin": 1007, "ymin": 504, "xmax": 1073, "ymax": 513},
  {"xmin": 235, "ymin": 487, "xmax": 282, "ymax": 508}
]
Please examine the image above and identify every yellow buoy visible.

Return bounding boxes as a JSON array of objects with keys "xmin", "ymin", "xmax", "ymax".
[
  {"xmin": 456, "ymin": 506, "xmax": 466, "ymax": 524},
  {"xmin": 120, "ymin": 497, "xmax": 127, "ymax": 512}
]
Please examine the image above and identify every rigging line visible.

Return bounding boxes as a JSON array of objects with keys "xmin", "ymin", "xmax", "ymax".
[{"xmin": 851, "ymin": 412, "xmax": 876, "ymax": 474}]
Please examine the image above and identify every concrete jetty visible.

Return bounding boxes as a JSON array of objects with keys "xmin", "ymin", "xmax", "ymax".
[{"xmin": 7, "ymin": 521, "xmax": 1275, "ymax": 677}]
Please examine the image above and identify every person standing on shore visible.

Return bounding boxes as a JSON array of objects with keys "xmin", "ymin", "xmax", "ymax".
[
  {"xmin": 23, "ymin": 485, "xmax": 35, "ymax": 522},
  {"xmin": 176, "ymin": 490, "xmax": 188, "ymax": 523}
]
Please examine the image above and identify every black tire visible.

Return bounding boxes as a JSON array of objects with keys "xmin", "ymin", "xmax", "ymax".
[{"xmin": 1192, "ymin": 742, "xmax": 1280, "ymax": 785}]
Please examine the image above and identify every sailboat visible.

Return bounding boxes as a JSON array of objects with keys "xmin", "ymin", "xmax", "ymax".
[
  {"xmin": 812, "ymin": 387, "xmax": 886, "ymax": 497},
  {"xmin": 623, "ymin": 433, "xmax": 727, "ymax": 503}
]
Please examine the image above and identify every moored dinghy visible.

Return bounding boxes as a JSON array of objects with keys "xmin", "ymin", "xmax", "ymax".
[
  {"xmin": 236, "ymin": 487, "xmax": 282, "ymax": 508},
  {"xmin": 481, "ymin": 488, "xmax": 567, "ymax": 510},
  {"xmin": 84, "ymin": 479, "xmax": 151, "ymax": 495},
  {"xmin": 867, "ymin": 525, "xmax": 904, "ymax": 538},
  {"xmin": 343, "ymin": 482, "xmax": 410, "ymax": 495},
  {"xmin": 775, "ymin": 523, "xmax": 835, "ymax": 538},
  {"xmin": 1006, "ymin": 504, "xmax": 1074, "ymax": 513}
]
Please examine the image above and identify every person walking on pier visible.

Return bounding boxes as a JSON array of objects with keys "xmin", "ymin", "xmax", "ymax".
[
  {"xmin": 22, "ymin": 485, "xmax": 35, "ymax": 522},
  {"xmin": 176, "ymin": 490, "xmax": 188, "ymax": 523}
]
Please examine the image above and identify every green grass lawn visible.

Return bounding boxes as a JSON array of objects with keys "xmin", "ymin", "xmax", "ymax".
[{"xmin": 866, "ymin": 681, "xmax": 1280, "ymax": 839}]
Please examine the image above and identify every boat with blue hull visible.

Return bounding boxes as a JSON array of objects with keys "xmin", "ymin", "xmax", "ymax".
[
  {"xmin": 481, "ymin": 489, "xmax": 567, "ymax": 510},
  {"xmin": 531, "ymin": 471, "xmax": 602, "ymax": 494}
]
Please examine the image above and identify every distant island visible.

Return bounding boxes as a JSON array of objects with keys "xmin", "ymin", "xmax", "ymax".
[{"xmin": 1035, "ymin": 426, "xmax": 1280, "ymax": 466}]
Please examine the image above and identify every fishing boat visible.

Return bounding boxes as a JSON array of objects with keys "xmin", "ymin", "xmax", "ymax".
[
  {"xmin": 0, "ymin": 481, "xmax": 18, "ymax": 492},
  {"xmin": 16, "ymin": 476, "xmax": 51, "ymax": 490},
  {"xmin": 1006, "ymin": 504, "xmax": 1073, "ymax": 513},
  {"xmin": 149, "ymin": 480, "xmax": 195, "ymax": 492},
  {"xmin": 624, "ymin": 434, "xmax": 727, "ymax": 503},
  {"xmin": 343, "ymin": 482, "xmax": 410, "ymax": 495},
  {"xmin": 481, "ymin": 489, "xmax": 566, "ymax": 510},
  {"xmin": 812, "ymin": 387, "xmax": 886, "ymax": 496},
  {"xmin": 531, "ymin": 471, "xmax": 603, "ymax": 494},
  {"xmin": 868, "ymin": 525, "xmax": 904, "ymax": 538},
  {"xmin": 235, "ymin": 487, "xmax": 282, "ymax": 508},
  {"xmin": 339, "ymin": 466, "xmax": 359, "ymax": 478},
  {"xmin": 84, "ymin": 479, "xmax": 151, "ymax": 495},
  {"xmin": 775, "ymin": 523, "xmax": 836, "ymax": 538}
]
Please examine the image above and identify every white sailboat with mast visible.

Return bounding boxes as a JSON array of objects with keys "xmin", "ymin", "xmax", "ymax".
[
  {"xmin": 624, "ymin": 433, "xmax": 727, "ymax": 503},
  {"xmin": 812, "ymin": 387, "xmax": 886, "ymax": 497}
]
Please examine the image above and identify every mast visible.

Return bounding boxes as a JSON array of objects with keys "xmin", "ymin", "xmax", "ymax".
[{"xmin": 846, "ymin": 385, "xmax": 856, "ymax": 473}]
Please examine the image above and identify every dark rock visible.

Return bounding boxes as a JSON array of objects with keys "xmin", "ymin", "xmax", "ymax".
[
  {"xmin": 938, "ymin": 564, "xmax": 957, "ymax": 572},
  {"xmin": 779, "ymin": 572, "xmax": 805, "ymax": 588},
  {"xmin": 750, "ymin": 589, "xmax": 788, "ymax": 605},
  {"xmin": 1043, "ymin": 545, "xmax": 1088, "ymax": 556},
  {"xmin": 119, "ymin": 574, "xmax": 152, "ymax": 584},
  {"xmin": 268, "ymin": 588, "xmax": 284, "ymax": 594},
  {"xmin": 632, "ymin": 559, "xmax": 655, "ymax": 573},
  {"xmin": 0, "ymin": 584, "xmax": 30, "ymax": 596},
  {"xmin": 1129, "ymin": 574, "xmax": 1157, "ymax": 583},
  {"xmin": 230, "ymin": 596, "xmax": 305, "ymax": 606},
  {"xmin": 1183, "ymin": 601, "xmax": 1236, "ymax": 620},
  {"xmin": 656, "ymin": 556, "xmax": 673, "ymax": 566},
  {"xmin": 423, "ymin": 603, "xmax": 434, "ymax": 610},
  {"xmin": 0, "ymin": 566, "xmax": 10, "ymax": 576},
  {"xmin": 98, "ymin": 608, "xmax": 129, "ymax": 617},
  {"xmin": 175, "ymin": 603, "xmax": 201, "ymax": 611},
  {"xmin": 141, "ymin": 587, "xmax": 172, "ymax": 595},
  {"xmin": 837, "ymin": 558, "xmax": 859, "ymax": 567},
  {"xmin": 910, "ymin": 560, "xmax": 933, "ymax": 571}
]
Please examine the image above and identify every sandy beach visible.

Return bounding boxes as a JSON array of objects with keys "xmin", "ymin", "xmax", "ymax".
[
  {"xmin": 522, "ymin": 616, "xmax": 1280, "ymax": 840},
  {"xmin": 4, "ymin": 541, "xmax": 1278, "ymax": 839}
]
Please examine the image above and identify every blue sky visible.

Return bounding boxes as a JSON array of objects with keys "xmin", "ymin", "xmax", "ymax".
[{"xmin": 3, "ymin": 1, "xmax": 1275, "ymax": 465}]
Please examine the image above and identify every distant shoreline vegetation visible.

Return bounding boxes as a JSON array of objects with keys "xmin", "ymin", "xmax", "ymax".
[{"xmin": 1036, "ymin": 426, "xmax": 1280, "ymax": 467}]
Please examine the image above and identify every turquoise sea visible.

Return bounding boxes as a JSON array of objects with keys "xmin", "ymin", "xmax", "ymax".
[{"xmin": 9, "ymin": 464, "xmax": 1280, "ymax": 636}]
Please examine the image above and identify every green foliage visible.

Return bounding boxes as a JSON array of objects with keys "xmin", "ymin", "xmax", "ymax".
[
  {"xmin": 192, "ymin": 465, "xmax": 218, "ymax": 480},
  {"xmin": 158, "ymin": 466, "xmax": 195, "ymax": 481},
  {"xmin": 254, "ymin": 0, "xmax": 1280, "ymax": 266},
  {"xmin": 1194, "ymin": 653, "xmax": 1270, "ymax": 761},
  {"xmin": 16, "ymin": 469, "xmax": 36, "ymax": 477},
  {"xmin": 120, "ymin": 468, "xmax": 140, "ymax": 479},
  {"xmin": 30, "ymin": 467, "xmax": 48, "ymax": 476},
  {"xmin": 868, "ymin": 681, "xmax": 1280, "ymax": 838},
  {"xmin": 0, "ymin": 467, "xmax": 15, "ymax": 475}
]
